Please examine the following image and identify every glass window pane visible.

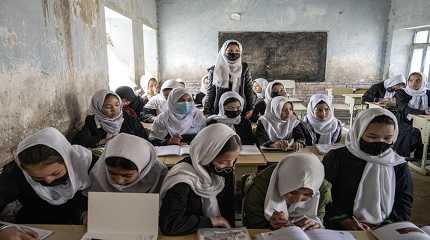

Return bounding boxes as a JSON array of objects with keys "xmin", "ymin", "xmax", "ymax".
[
  {"xmin": 410, "ymin": 48, "xmax": 424, "ymax": 73},
  {"xmin": 414, "ymin": 30, "xmax": 429, "ymax": 43},
  {"xmin": 424, "ymin": 47, "xmax": 430, "ymax": 78}
]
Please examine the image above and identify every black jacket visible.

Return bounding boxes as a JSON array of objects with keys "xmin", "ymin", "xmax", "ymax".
[
  {"xmin": 362, "ymin": 82, "xmax": 386, "ymax": 102},
  {"xmin": 394, "ymin": 89, "xmax": 430, "ymax": 124},
  {"xmin": 204, "ymin": 63, "xmax": 255, "ymax": 115},
  {"xmin": 322, "ymin": 147, "xmax": 413, "ymax": 229},
  {"xmin": 159, "ymin": 157, "xmax": 235, "ymax": 235},
  {"xmin": 255, "ymin": 120, "xmax": 307, "ymax": 147},
  {"xmin": 207, "ymin": 116, "xmax": 255, "ymax": 145},
  {"xmin": 250, "ymin": 98, "xmax": 266, "ymax": 123},
  {"xmin": 71, "ymin": 112, "xmax": 148, "ymax": 148}
]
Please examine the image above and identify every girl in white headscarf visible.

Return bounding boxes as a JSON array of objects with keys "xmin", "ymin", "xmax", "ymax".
[
  {"xmin": 243, "ymin": 153, "xmax": 328, "ymax": 230},
  {"xmin": 264, "ymin": 81, "xmax": 287, "ymax": 105},
  {"xmin": 194, "ymin": 74, "xmax": 209, "ymax": 106},
  {"xmin": 362, "ymin": 74, "xmax": 406, "ymax": 102},
  {"xmin": 138, "ymin": 76, "xmax": 158, "ymax": 100},
  {"xmin": 395, "ymin": 72, "xmax": 430, "ymax": 124},
  {"xmin": 250, "ymin": 78, "xmax": 270, "ymax": 123},
  {"xmin": 143, "ymin": 79, "xmax": 181, "ymax": 120},
  {"xmin": 323, "ymin": 108, "xmax": 413, "ymax": 230},
  {"xmin": 89, "ymin": 133, "xmax": 167, "ymax": 193},
  {"xmin": 207, "ymin": 91, "xmax": 254, "ymax": 144},
  {"xmin": 0, "ymin": 127, "xmax": 94, "ymax": 224},
  {"xmin": 159, "ymin": 123, "xmax": 241, "ymax": 235},
  {"xmin": 150, "ymin": 87, "xmax": 206, "ymax": 146},
  {"xmin": 253, "ymin": 78, "xmax": 269, "ymax": 99},
  {"xmin": 303, "ymin": 94, "xmax": 342, "ymax": 145},
  {"xmin": 204, "ymin": 40, "xmax": 255, "ymax": 118},
  {"xmin": 72, "ymin": 90, "xmax": 148, "ymax": 148},
  {"xmin": 255, "ymin": 96, "xmax": 306, "ymax": 151}
]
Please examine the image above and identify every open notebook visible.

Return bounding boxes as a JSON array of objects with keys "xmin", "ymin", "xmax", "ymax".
[
  {"xmin": 80, "ymin": 192, "xmax": 159, "ymax": 240},
  {"xmin": 371, "ymin": 222, "xmax": 430, "ymax": 240},
  {"xmin": 315, "ymin": 144, "xmax": 344, "ymax": 155},
  {"xmin": 256, "ymin": 226, "xmax": 356, "ymax": 240},
  {"xmin": 0, "ymin": 221, "xmax": 52, "ymax": 240},
  {"xmin": 155, "ymin": 145, "xmax": 190, "ymax": 156},
  {"xmin": 198, "ymin": 228, "xmax": 251, "ymax": 240},
  {"xmin": 240, "ymin": 145, "xmax": 262, "ymax": 155}
]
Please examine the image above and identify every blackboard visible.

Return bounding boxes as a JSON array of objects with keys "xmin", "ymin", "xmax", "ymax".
[{"xmin": 219, "ymin": 32, "xmax": 327, "ymax": 82}]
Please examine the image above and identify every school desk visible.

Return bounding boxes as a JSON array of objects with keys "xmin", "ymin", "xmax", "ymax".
[
  {"xmin": 342, "ymin": 93, "xmax": 365, "ymax": 129},
  {"xmin": 409, "ymin": 115, "xmax": 430, "ymax": 175},
  {"xmin": 261, "ymin": 146, "xmax": 323, "ymax": 163},
  {"xmin": 29, "ymin": 225, "xmax": 376, "ymax": 240}
]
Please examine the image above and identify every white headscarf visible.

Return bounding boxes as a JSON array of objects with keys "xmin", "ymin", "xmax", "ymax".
[
  {"xmin": 90, "ymin": 133, "xmax": 167, "ymax": 193},
  {"xmin": 160, "ymin": 124, "xmax": 239, "ymax": 217},
  {"xmin": 345, "ymin": 108, "xmax": 406, "ymax": 224},
  {"xmin": 213, "ymin": 40, "xmax": 243, "ymax": 93},
  {"xmin": 200, "ymin": 74, "xmax": 209, "ymax": 94},
  {"xmin": 150, "ymin": 88, "xmax": 206, "ymax": 140},
  {"xmin": 383, "ymin": 74, "xmax": 406, "ymax": 98},
  {"xmin": 207, "ymin": 91, "xmax": 244, "ymax": 129},
  {"xmin": 304, "ymin": 94, "xmax": 340, "ymax": 144},
  {"xmin": 89, "ymin": 90, "xmax": 124, "ymax": 135},
  {"xmin": 264, "ymin": 81, "xmax": 284, "ymax": 104},
  {"xmin": 16, "ymin": 128, "xmax": 92, "ymax": 205},
  {"xmin": 254, "ymin": 78, "xmax": 269, "ymax": 99},
  {"xmin": 264, "ymin": 153, "xmax": 324, "ymax": 224},
  {"xmin": 405, "ymin": 72, "xmax": 429, "ymax": 110},
  {"xmin": 140, "ymin": 76, "xmax": 158, "ymax": 99},
  {"xmin": 144, "ymin": 79, "xmax": 181, "ymax": 113},
  {"xmin": 259, "ymin": 96, "xmax": 300, "ymax": 142}
]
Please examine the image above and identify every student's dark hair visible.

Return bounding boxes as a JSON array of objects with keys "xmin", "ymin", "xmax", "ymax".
[
  {"xmin": 223, "ymin": 97, "xmax": 241, "ymax": 106},
  {"xmin": 408, "ymin": 72, "xmax": 423, "ymax": 81},
  {"xmin": 105, "ymin": 156, "xmax": 138, "ymax": 171},
  {"xmin": 369, "ymin": 115, "xmax": 395, "ymax": 126},
  {"xmin": 217, "ymin": 135, "xmax": 242, "ymax": 157},
  {"xmin": 285, "ymin": 101, "xmax": 294, "ymax": 111},
  {"xmin": 316, "ymin": 100, "xmax": 329, "ymax": 107},
  {"xmin": 227, "ymin": 42, "xmax": 240, "ymax": 48},
  {"xmin": 272, "ymin": 82, "xmax": 284, "ymax": 90},
  {"xmin": 18, "ymin": 144, "xmax": 64, "ymax": 168},
  {"xmin": 104, "ymin": 93, "xmax": 120, "ymax": 102}
]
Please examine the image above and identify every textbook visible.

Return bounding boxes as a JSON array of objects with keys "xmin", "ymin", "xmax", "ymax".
[
  {"xmin": 198, "ymin": 227, "xmax": 251, "ymax": 240},
  {"xmin": 0, "ymin": 221, "xmax": 52, "ymax": 240},
  {"xmin": 256, "ymin": 226, "xmax": 356, "ymax": 240},
  {"xmin": 240, "ymin": 145, "xmax": 262, "ymax": 155},
  {"xmin": 371, "ymin": 221, "xmax": 430, "ymax": 240},
  {"xmin": 260, "ymin": 139, "xmax": 295, "ymax": 152},
  {"xmin": 315, "ymin": 144, "xmax": 344, "ymax": 155},
  {"xmin": 155, "ymin": 145, "xmax": 190, "ymax": 156}
]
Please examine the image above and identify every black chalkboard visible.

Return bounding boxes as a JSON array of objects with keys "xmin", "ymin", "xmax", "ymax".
[{"xmin": 219, "ymin": 32, "xmax": 327, "ymax": 82}]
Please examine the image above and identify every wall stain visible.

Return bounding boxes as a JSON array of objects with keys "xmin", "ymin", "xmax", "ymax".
[
  {"xmin": 72, "ymin": 0, "xmax": 99, "ymax": 27},
  {"xmin": 41, "ymin": 0, "xmax": 49, "ymax": 26}
]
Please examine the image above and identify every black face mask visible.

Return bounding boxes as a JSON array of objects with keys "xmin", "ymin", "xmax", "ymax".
[
  {"xmin": 359, "ymin": 139, "xmax": 392, "ymax": 156},
  {"xmin": 206, "ymin": 160, "xmax": 237, "ymax": 177},
  {"xmin": 225, "ymin": 53, "xmax": 240, "ymax": 62},
  {"xmin": 224, "ymin": 110, "xmax": 241, "ymax": 118},
  {"xmin": 36, "ymin": 173, "xmax": 69, "ymax": 187}
]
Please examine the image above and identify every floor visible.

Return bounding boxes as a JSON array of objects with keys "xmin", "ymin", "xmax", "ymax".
[{"xmin": 410, "ymin": 170, "xmax": 430, "ymax": 225}]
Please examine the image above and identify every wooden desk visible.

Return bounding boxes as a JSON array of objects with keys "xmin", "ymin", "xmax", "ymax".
[
  {"xmin": 262, "ymin": 146, "xmax": 323, "ymax": 163},
  {"xmin": 343, "ymin": 94, "xmax": 364, "ymax": 128},
  {"xmin": 159, "ymin": 154, "xmax": 266, "ymax": 168},
  {"xmin": 409, "ymin": 115, "xmax": 430, "ymax": 175},
  {"xmin": 29, "ymin": 225, "xmax": 375, "ymax": 240}
]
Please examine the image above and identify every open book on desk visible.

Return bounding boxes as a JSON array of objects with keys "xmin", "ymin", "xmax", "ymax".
[
  {"xmin": 240, "ymin": 145, "xmax": 262, "ymax": 155},
  {"xmin": 371, "ymin": 221, "xmax": 430, "ymax": 240},
  {"xmin": 198, "ymin": 227, "xmax": 251, "ymax": 240},
  {"xmin": 155, "ymin": 145, "xmax": 190, "ymax": 156},
  {"xmin": 256, "ymin": 226, "xmax": 356, "ymax": 240},
  {"xmin": 0, "ymin": 221, "xmax": 52, "ymax": 240}
]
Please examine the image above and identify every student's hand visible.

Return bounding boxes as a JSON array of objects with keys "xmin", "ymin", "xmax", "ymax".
[
  {"xmin": 340, "ymin": 218, "xmax": 371, "ymax": 231},
  {"xmin": 292, "ymin": 142, "xmax": 304, "ymax": 152},
  {"xmin": 269, "ymin": 211, "xmax": 289, "ymax": 229},
  {"xmin": 0, "ymin": 227, "xmax": 38, "ymax": 240},
  {"xmin": 210, "ymin": 216, "xmax": 231, "ymax": 228},
  {"xmin": 167, "ymin": 135, "xmax": 183, "ymax": 145},
  {"xmin": 244, "ymin": 111, "xmax": 253, "ymax": 119},
  {"xmin": 293, "ymin": 217, "xmax": 321, "ymax": 230}
]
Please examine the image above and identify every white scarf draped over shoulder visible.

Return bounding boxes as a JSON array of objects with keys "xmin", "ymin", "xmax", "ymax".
[
  {"xmin": 89, "ymin": 89, "xmax": 124, "ymax": 136},
  {"xmin": 345, "ymin": 108, "xmax": 406, "ymax": 225},
  {"xmin": 383, "ymin": 74, "xmax": 406, "ymax": 98},
  {"xmin": 90, "ymin": 133, "xmax": 167, "ymax": 193},
  {"xmin": 254, "ymin": 78, "xmax": 269, "ymax": 99},
  {"xmin": 207, "ymin": 91, "xmax": 244, "ymax": 129},
  {"xmin": 144, "ymin": 79, "xmax": 181, "ymax": 112},
  {"xmin": 264, "ymin": 81, "xmax": 284, "ymax": 104},
  {"xmin": 264, "ymin": 153, "xmax": 324, "ymax": 224},
  {"xmin": 404, "ymin": 72, "xmax": 429, "ymax": 111},
  {"xmin": 16, "ymin": 127, "xmax": 92, "ymax": 205},
  {"xmin": 213, "ymin": 40, "xmax": 243, "ymax": 93},
  {"xmin": 159, "ymin": 123, "xmax": 239, "ymax": 217},
  {"xmin": 259, "ymin": 96, "xmax": 300, "ymax": 142}
]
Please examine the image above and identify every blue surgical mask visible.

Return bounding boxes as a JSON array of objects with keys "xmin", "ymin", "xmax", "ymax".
[{"xmin": 175, "ymin": 102, "xmax": 193, "ymax": 114}]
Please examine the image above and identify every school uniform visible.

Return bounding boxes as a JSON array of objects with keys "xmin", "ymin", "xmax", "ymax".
[
  {"xmin": 143, "ymin": 80, "xmax": 181, "ymax": 120},
  {"xmin": 115, "ymin": 86, "xmax": 147, "ymax": 121},
  {"xmin": 395, "ymin": 90, "xmax": 430, "ymax": 125},
  {"xmin": 323, "ymin": 109, "xmax": 413, "ymax": 230},
  {"xmin": 159, "ymin": 124, "xmax": 238, "ymax": 235},
  {"xmin": 303, "ymin": 94, "xmax": 342, "ymax": 145},
  {"xmin": 89, "ymin": 133, "xmax": 167, "ymax": 193},
  {"xmin": 207, "ymin": 91, "xmax": 254, "ymax": 144},
  {"xmin": 150, "ymin": 88, "xmax": 206, "ymax": 146},
  {"xmin": 243, "ymin": 154, "xmax": 331, "ymax": 229},
  {"xmin": 0, "ymin": 128, "xmax": 95, "ymax": 224},
  {"xmin": 362, "ymin": 75, "xmax": 405, "ymax": 103},
  {"xmin": 255, "ymin": 97, "xmax": 307, "ymax": 147},
  {"xmin": 204, "ymin": 40, "xmax": 255, "ymax": 115}
]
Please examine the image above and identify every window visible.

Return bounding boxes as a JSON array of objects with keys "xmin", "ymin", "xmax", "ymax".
[{"xmin": 409, "ymin": 29, "xmax": 430, "ymax": 78}]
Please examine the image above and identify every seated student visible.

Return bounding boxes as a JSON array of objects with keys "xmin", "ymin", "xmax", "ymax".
[
  {"xmin": 159, "ymin": 124, "xmax": 240, "ymax": 235},
  {"xmin": 0, "ymin": 128, "xmax": 94, "ymax": 224},
  {"xmin": 194, "ymin": 74, "xmax": 208, "ymax": 106},
  {"xmin": 0, "ymin": 225, "xmax": 38, "ymax": 240},
  {"xmin": 243, "ymin": 153, "xmax": 330, "ymax": 229},
  {"xmin": 251, "ymin": 81, "xmax": 287, "ymax": 123},
  {"xmin": 150, "ymin": 88, "xmax": 206, "ymax": 146},
  {"xmin": 250, "ymin": 78, "xmax": 269, "ymax": 123},
  {"xmin": 255, "ymin": 96, "xmax": 307, "ymax": 151},
  {"xmin": 137, "ymin": 76, "xmax": 158, "ymax": 101},
  {"xmin": 362, "ymin": 74, "xmax": 406, "ymax": 102},
  {"xmin": 72, "ymin": 90, "xmax": 148, "ymax": 148},
  {"xmin": 395, "ymin": 72, "xmax": 430, "ymax": 124},
  {"xmin": 89, "ymin": 133, "xmax": 167, "ymax": 193},
  {"xmin": 143, "ymin": 79, "xmax": 180, "ymax": 122},
  {"xmin": 323, "ymin": 108, "xmax": 413, "ymax": 230},
  {"xmin": 115, "ymin": 86, "xmax": 147, "ymax": 120},
  {"xmin": 207, "ymin": 91, "xmax": 254, "ymax": 144},
  {"xmin": 303, "ymin": 94, "xmax": 342, "ymax": 145}
]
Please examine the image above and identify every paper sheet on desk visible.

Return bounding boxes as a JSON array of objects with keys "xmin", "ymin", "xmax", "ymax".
[
  {"xmin": 0, "ymin": 221, "xmax": 53, "ymax": 240},
  {"xmin": 240, "ymin": 145, "xmax": 261, "ymax": 155},
  {"xmin": 315, "ymin": 144, "xmax": 344, "ymax": 155}
]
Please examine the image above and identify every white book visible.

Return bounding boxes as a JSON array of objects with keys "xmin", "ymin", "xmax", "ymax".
[
  {"xmin": 0, "ymin": 221, "xmax": 53, "ymax": 240},
  {"xmin": 315, "ymin": 144, "xmax": 344, "ymax": 155},
  {"xmin": 371, "ymin": 222, "xmax": 430, "ymax": 240},
  {"xmin": 155, "ymin": 145, "xmax": 190, "ymax": 156},
  {"xmin": 240, "ymin": 145, "xmax": 262, "ymax": 155},
  {"xmin": 198, "ymin": 227, "xmax": 251, "ymax": 240},
  {"xmin": 256, "ymin": 226, "xmax": 356, "ymax": 240}
]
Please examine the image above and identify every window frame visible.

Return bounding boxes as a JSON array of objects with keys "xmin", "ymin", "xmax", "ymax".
[{"xmin": 408, "ymin": 29, "xmax": 430, "ymax": 76}]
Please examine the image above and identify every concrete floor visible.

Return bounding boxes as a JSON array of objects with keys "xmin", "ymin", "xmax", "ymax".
[{"xmin": 411, "ymin": 171, "xmax": 430, "ymax": 225}]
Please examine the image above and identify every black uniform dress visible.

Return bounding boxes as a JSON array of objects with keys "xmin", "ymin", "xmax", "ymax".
[
  {"xmin": 255, "ymin": 120, "xmax": 308, "ymax": 147},
  {"xmin": 207, "ymin": 117, "xmax": 255, "ymax": 145}
]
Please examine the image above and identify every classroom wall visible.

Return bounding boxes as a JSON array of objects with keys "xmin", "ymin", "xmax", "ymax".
[
  {"xmin": 157, "ymin": 0, "xmax": 390, "ymax": 93},
  {"xmin": 383, "ymin": 0, "xmax": 430, "ymax": 78}
]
